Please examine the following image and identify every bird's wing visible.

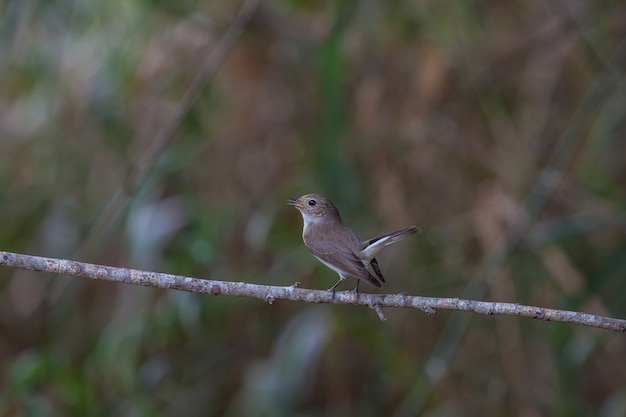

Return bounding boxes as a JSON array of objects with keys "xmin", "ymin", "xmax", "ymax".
[
  {"xmin": 370, "ymin": 258, "xmax": 385, "ymax": 283},
  {"xmin": 304, "ymin": 227, "xmax": 381, "ymax": 288}
]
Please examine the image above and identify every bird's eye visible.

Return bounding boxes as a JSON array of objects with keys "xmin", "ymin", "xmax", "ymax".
[{"xmin": 308, "ymin": 199, "xmax": 316, "ymax": 206}]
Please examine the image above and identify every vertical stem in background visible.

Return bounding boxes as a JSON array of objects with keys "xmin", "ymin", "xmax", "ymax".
[{"xmin": 315, "ymin": 0, "xmax": 361, "ymax": 201}]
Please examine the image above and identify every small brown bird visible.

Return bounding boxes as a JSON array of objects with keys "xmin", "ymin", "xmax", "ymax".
[{"xmin": 288, "ymin": 193, "xmax": 419, "ymax": 292}]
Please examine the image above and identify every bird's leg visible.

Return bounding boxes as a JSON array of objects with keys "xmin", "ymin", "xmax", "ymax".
[
  {"xmin": 353, "ymin": 279, "xmax": 360, "ymax": 294},
  {"xmin": 327, "ymin": 275, "xmax": 345, "ymax": 301},
  {"xmin": 327, "ymin": 278, "xmax": 343, "ymax": 292}
]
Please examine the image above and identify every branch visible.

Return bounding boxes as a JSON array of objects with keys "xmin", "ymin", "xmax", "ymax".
[{"xmin": 1, "ymin": 251, "xmax": 624, "ymax": 333}]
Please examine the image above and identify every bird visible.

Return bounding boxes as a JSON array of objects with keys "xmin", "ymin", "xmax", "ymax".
[{"xmin": 288, "ymin": 193, "xmax": 419, "ymax": 293}]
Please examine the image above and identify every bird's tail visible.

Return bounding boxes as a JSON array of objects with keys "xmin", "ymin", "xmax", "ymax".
[
  {"xmin": 361, "ymin": 226, "xmax": 420, "ymax": 259},
  {"xmin": 364, "ymin": 226, "xmax": 420, "ymax": 247}
]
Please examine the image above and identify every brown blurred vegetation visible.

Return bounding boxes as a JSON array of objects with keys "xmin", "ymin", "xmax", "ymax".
[{"xmin": 1, "ymin": 0, "xmax": 625, "ymax": 416}]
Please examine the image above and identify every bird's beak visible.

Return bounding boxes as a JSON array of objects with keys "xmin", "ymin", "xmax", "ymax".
[{"xmin": 287, "ymin": 198, "xmax": 305, "ymax": 209}]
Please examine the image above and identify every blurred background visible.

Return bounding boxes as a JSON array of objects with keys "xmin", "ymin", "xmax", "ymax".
[{"xmin": 1, "ymin": 0, "xmax": 625, "ymax": 415}]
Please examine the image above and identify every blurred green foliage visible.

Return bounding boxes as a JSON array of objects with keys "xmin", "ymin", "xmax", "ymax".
[{"xmin": 1, "ymin": 0, "xmax": 625, "ymax": 416}]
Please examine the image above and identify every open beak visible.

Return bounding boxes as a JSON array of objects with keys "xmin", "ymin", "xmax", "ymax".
[{"xmin": 287, "ymin": 198, "xmax": 305, "ymax": 209}]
